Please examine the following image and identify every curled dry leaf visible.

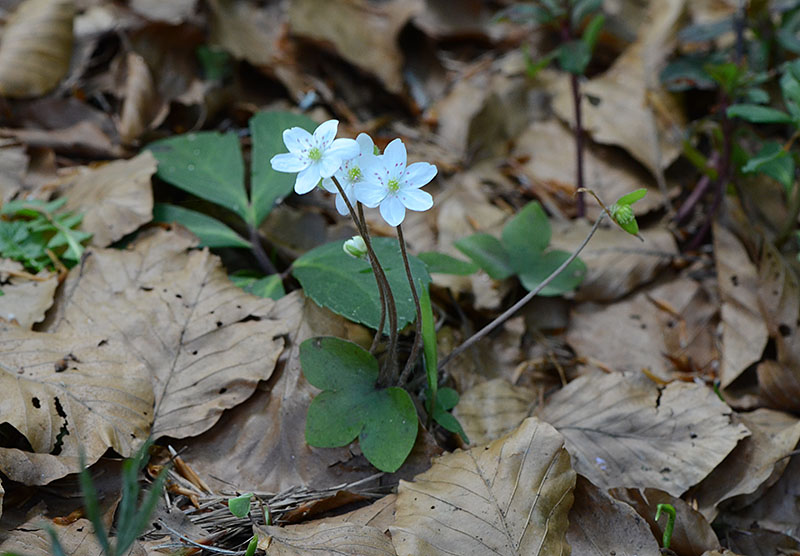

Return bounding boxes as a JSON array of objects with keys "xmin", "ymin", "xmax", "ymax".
[
  {"xmin": 0, "ymin": 329, "xmax": 153, "ymax": 484},
  {"xmin": 452, "ymin": 378, "xmax": 535, "ymax": 446},
  {"xmin": 713, "ymin": 222, "xmax": 768, "ymax": 387},
  {"xmin": 0, "ymin": 260, "xmax": 58, "ymax": 329},
  {"xmin": 610, "ymin": 487, "xmax": 719, "ymax": 556},
  {"xmin": 724, "ymin": 528, "xmax": 800, "ymax": 556},
  {"xmin": 567, "ymin": 475, "xmax": 660, "ymax": 556},
  {"xmin": 0, "ymin": 0, "xmax": 74, "ymax": 97},
  {"xmin": 688, "ymin": 409, "xmax": 800, "ymax": 521},
  {"xmin": 549, "ymin": 218, "xmax": 678, "ymax": 302},
  {"xmin": 391, "ymin": 417, "xmax": 575, "ymax": 556},
  {"xmin": 117, "ymin": 52, "xmax": 160, "ymax": 145},
  {"xmin": 317, "ymin": 494, "xmax": 397, "ymax": 533},
  {"xmin": 60, "ymin": 151, "xmax": 156, "ymax": 247},
  {"xmin": 45, "ymin": 227, "xmax": 289, "ymax": 440},
  {"xmin": 255, "ymin": 521, "xmax": 396, "ymax": 556},
  {"xmin": 0, "ymin": 120, "xmax": 122, "ymax": 159},
  {"xmin": 538, "ymin": 371, "xmax": 750, "ymax": 497}
]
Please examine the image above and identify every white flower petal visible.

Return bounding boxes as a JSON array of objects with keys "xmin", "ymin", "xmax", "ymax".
[
  {"xmin": 327, "ymin": 138, "xmax": 359, "ymax": 161},
  {"xmin": 399, "ymin": 188, "xmax": 434, "ymax": 212},
  {"xmin": 313, "ymin": 119, "xmax": 339, "ymax": 148},
  {"xmin": 319, "ymin": 154, "xmax": 342, "ymax": 178},
  {"xmin": 283, "ymin": 127, "xmax": 313, "ymax": 154},
  {"xmin": 360, "ymin": 155, "xmax": 390, "ymax": 188},
  {"xmin": 321, "ymin": 177, "xmax": 338, "ymax": 193},
  {"xmin": 379, "ymin": 195, "xmax": 407, "ymax": 227},
  {"xmin": 294, "ymin": 166, "xmax": 321, "ymax": 194},
  {"xmin": 334, "ymin": 191, "xmax": 350, "ymax": 216},
  {"xmin": 270, "ymin": 152, "xmax": 309, "ymax": 173},
  {"xmin": 354, "ymin": 182, "xmax": 386, "ymax": 207},
  {"xmin": 402, "ymin": 162, "xmax": 437, "ymax": 189},
  {"xmin": 383, "ymin": 139, "xmax": 407, "ymax": 179},
  {"xmin": 356, "ymin": 133, "xmax": 375, "ymax": 155}
]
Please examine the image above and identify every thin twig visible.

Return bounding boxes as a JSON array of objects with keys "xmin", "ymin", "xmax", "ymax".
[
  {"xmin": 438, "ymin": 214, "xmax": 605, "ymax": 371},
  {"xmin": 248, "ymin": 226, "xmax": 277, "ymax": 275},
  {"xmin": 396, "ymin": 224, "xmax": 423, "ymax": 386}
]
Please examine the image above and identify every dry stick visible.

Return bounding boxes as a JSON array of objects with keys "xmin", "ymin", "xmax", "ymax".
[
  {"xmin": 438, "ymin": 214, "xmax": 605, "ymax": 371},
  {"xmin": 330, "ymin": 177, "xmax": 399, "ymax": 381},
  {"xmin": 359, "ymin": 204, "xmax": 387, "ymax": 354},
  {"xmin": 396, "ymin": 224, "xmax": 423, "ymax": 386}
]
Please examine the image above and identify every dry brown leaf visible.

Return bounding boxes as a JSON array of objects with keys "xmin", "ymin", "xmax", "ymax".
[
  {"xmin": 0, "ymin": 121, "xmax": 122, "ymax": 159},
  {"xmin": 0, "ymin": 329, "xmax": 152, "ymax": 484},
  {"xmin": 207, "ymin": 0, "xmax": 284, "ymax": 67},
  {"xmin": 60, "ymin": 151, "xmax": 156, "ymax": 247},
  {"xmin": 551, "ymin": 0, "xmax": 686, "ymax": 176},
  {"xmin": 567, "ymin": 278, "xmax": 718, "ymax": 380},
  {"xmin": 180, "ymin": 293, "xmax": 374, "ymax": 492},
  {"xmin": 117, "ymin": 53, "xmax": 161, "ymax": 145},
  {"xmin": 566, "ymin": 475, "xmax": 660, "ymax": 555},
  {"xmin": 550, "ymin": 218, "xmax": 678, "ymax": 302},
  {"xmin": 0, "ymin": 260, "xmax": 58, "ymax": 329},
  {"xmin": 391, "ymin": 417, "xmax": 575, "ymax": 556},
  {"xmin": 452, "ymin": 378, "xmax": 535, "ymax": 446},
  {"xmin": 0, "ymin": 145, "xmax": 28, "ymax": 203},
  {"xmin": 610, "ymin": 487, "xmax": 719, "ymax": 556},
  {"xmin": 724, "ymin": 528, "xmax": 800, "ymax": 556},
  {"xmin": 318, "ymin": 494, "xmax": 397, "ymax": 533},
  {"xmin": 255, "ymin": 521, "xmax": 396, "ymax": 556},
  {"xmin": 45, "ymin": 226, "xmax": 288, "ymax": 440},
  {"xmin": 713, "ymin": 222, "xmax": 768, "ymax": 387},
  {"xmin": 513, "ymin": 120, "xmax": 665, "ymax": 220},
  {"xmin": 0, "ymin": 0, "xmax": 74, "ymax": 97},
  {"xmin": 0, "ymin": 514, "xmax": 147, "ymax": 556},
  {"xmin": 688, "ymin": 409, "xmax": 800, "ymax": 521},
  {"xmin": 701, "ymin": 551, "xmax": 744, "ymax": 556},
  {"xmin": 538, "ymin": 371, "xmax": 750, "ymax": 496},
  {"xmin": 129, "ymin": 0, "xmax": 197, "ymax": 24},
  {"xmin": 289, "ymin": 0, "xmax": 423, "ymax": 95}
]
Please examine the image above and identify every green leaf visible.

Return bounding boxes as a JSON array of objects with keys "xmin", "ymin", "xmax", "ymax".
[
  {"xmin": 228, "ymin": 493, "xmax": 254, "ymax": 518},
  {"xmin": 292, "ymin": 237, "xmax": 431, "ymax": 332},
  {"xmin": 615, "ymin": 188, "xmax": 647, "ymax": 206},
  {"xmin": 0, "ymin": 220, "xmax": 49, "ymax": 272},
  {"xmin": 744, "ymin": 87, "xmax": 770, "ymax": 104},
  {"xmin": 726, "ymin": 104, "xmax": 794, "ymax": 124},
  {"xmin": 501, "ymin": 201, "xmax": 551, "ymax": 256},
  {"xmin": 778, "ymin": 10, "xmax": 800, "ymax": 55},
  {"xmin": 742, "ymin": 141, "xmax": 795, "ymax": 191},
  {"xmin": 581, "ymin": 13, "xmax": 605, "ymax": 52},
  {"xmin": 677, "ymin": 17, "xmax": 734, "ymax": 44},
  {"xmin": 197, "ymin": 45, "xmax": 231, "ymax": 83},
  {"xmin": 230, "ymin": 272, "xmax": 285, "ymax": 299},
  {"xmin": 148, "ymin": 132, "xmax": 250, "ymax": 223},
  {"xmin": 454, "ymin": 233, "xmax": 514, "ymax": 280},
  {"xmin": 153, "ymin": 203, "xmax": 252, "ymax": 249},
  {"xmin": 557, "ymin": 40, "xmax": 591, "ymax": 75},
  {"xmin": 429, "ymin": 387, "xmax": 469, "ymax": 444},
  {"xmin": 516, "ymin": 250, "xmax": 587, "ymax": 296},
  {"xmin": 418, "ymin": 251, "xmax": 478, "ymax": 275},
  {"xmin": 660, "ymin": 57, "xmax": 717, "ymax": 91},
  {"xmin": 524, "ymin": 47, "xmax": 559, "ymax": 78},
  {"xmin": 301, "ymin": 337, "xmax": 418, "ymax": 472},
  {"xmin": 571, "ymin": 0, "xmax": 602, "ymax": 28},
  {"xmin": 249, "ymin": 111, "xmax": 318, "ymax": 226}
]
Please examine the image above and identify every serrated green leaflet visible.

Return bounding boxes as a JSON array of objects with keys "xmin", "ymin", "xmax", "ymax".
[
  {"xmin": 292, "ymin": 237, "xmax": 430, "ymax": 332},
  {"xmin": 153, "ymin": 203, "xmax": 252, "ymax": 249},
  {"xmin": 301, "ymin": 337, "xmax": 418, "ymax": 472}
]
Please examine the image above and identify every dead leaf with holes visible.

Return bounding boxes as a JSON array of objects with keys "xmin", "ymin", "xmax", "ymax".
[
  {"xmin": 538, "ymin": 371, "xmax": 750, "ymax": 496},
  {"xmin": 452, "ymin": 378, "xmax": 536, "ymax": 446},
  {"xmin": 390, "ymin": 417, "xmax": 575, "ymax": 556},
  {"xmin": 687, "ymin": 409, "xmax": 800, "ymax": 521},
  {"xmin": 567, "ymin": 475, "xmax": 660, "ymax": 556},
  {"xmin": 0, "ymin": 260, "xmax": 58, "ymax": 329},
  {"xmin": 0, "ymin": 0, "xmax": 74, "ymax": 98},
  {"xmin": 255, "ymin": 521, "xmax": 396, "ymax": 556}
]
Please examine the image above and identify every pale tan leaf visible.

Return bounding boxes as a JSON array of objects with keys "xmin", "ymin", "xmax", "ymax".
[
  {"xmin": 688, "ymin": 409, "xmax": 800, "ymax": 521},
  {"xmin": 713, "ymin": 222, "xmax": 768, "ymax": 387},
  {"xmin": 129, "ymin": 0, "xmax": 197, "ymax": 24},
  {"xmin": 452, "ymin": 378, "xmax": 535, "ymax": 446},
  {"xmin": 207, "ymin": 0, "xmax": 283, "ymax": 67},
  {"xmin": 0, "ymin": 0, "xmax": 74, "ymax": 97},
  {"xmin": 60, "ymin": 151, "xmax": 155, "ymax": 247},
  {"xmin": 567, "ymin": 278, "xmax": 718, "ymax": 380},
  {"xmin": 0, "ymin": 329, "xmax": 152, "ymax": 484},
  {"xmin": 391, "ymin": 417, "xmax": 575, "ymax": 556},
  {"xmin": 0, "ymin": 260, "xmax": 57, "ymax": 329},
  {"xmin": 318, "ymin": 494, "xmax": 397, "ymax": 533},
  {"xmin": 46, "ymin": 227, "xmax": 288, "ymax": 440},
  {"xmin": 724, "ymin": 528, "xmax": 800, "ymax": 556},
  {"xmin": 0, "ymin": 145, "xmax": 28, "ymax": 203},
  {"xmin": 610, "ymin": 487, "xmax": 719, "ymax": 556},
  {"xmin": 289, "ymin": 0, "xmax": 423, "ymax": 94},
  {"xmin": 255, "ymin": 521, "xmax": 396, "ymax": 556},
  {"xmin": 551, "ymin": 0, "xmax": 686, "ymax": 175},
  {"xmin": 550, "ymin": 218, "xmax": 678, "ymax": 302},
  {"xmin": 117, "ymin": 53, "xmax": 160, "ymax": 145},
  {"xmin": 538, "ymin": 372, "xmax": 750, "ymax": 496},
  {"xmin": 0, "ymin": 121, "xmax": 123, "ymax": 159},
  {"xmin": 701, "ymin": 551, "xmax": 744, "ymax": 556},
  {"xmin": 566, "ymin": 475, "xmax": 660, "ymax": 556}
]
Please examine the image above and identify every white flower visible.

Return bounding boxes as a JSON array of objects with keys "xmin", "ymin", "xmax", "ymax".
[
  {"xmin": 321, "ymin": 133, "xmax": 376, "ymax": 215},
  {"xmin": 356, "ymin": 138, "xmax": 436, "ymax": 227},
  {"xmin": 270, "ymin": 119, "xmax": 359, "ymax": 195},
  {"xmin": 343, "ymin": 235, "xmax": 368, "ymax": 259}
]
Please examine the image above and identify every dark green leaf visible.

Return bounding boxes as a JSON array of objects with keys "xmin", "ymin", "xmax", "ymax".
[
  {"xmin": 292, "ymin": 237, "xmax": 431, "ymax": 332},
  {"xmin": 301, "ymin": 336, "xmax": 379, "ymax": 391},
  {"xmin": 742, "ymin": 141, "xmax": 795, "ymax": 191},
  {"xmin": 454, "ymin": 233, "xmax": 514, "ymax": 280},
  {"xmin": 516, "ymin": 250, "xmax": 587, "ymax": 296},
  {"xmin": 430, "ymin": 387, "xmax": 469, "ymax": 444},
  {"xmin": 501, "ymin": 201, "xmax": 551, "ymax": 256},
  {"xmin": 557, "ymin": 40, "xmax": 591, "ymax": 75},
  {"xmin": 571, "ymin": 0, "xmax": 602, "ymax": 28},
  {"xmin": 744, "ymin": 87, "xmax": 770, "ymax": 104},
  {"xmin": 153, "ymin": 203, "xmax": 252, "ymax": 249},
  {"xmin": 727, "ymin": 104, "xmax": 794, "ymax": 123},
  {"xmin": 249, "ymin": 111, "xmax": 318, "ymax": 226},
  {"xmin": 660, "ymin": 57, "xmax": 717, "ymax": 91},
  {"xmin": 148, "ymin": 132, "xmax": 250, "ymax": 223},
  {"xmin": 196, "ymin": 45, "xmax": 231, "ymax": 83},
  {"xmin": 230, "ymin": 272, "xmax": 285, "ymax": 300},
  {"xmin": 615, "ymin": 188, "xmax": 647, "ymax": 206},
  {"xmin": 779, "ymin": 10, "xmax": 800, "ymax": 54},
  {"xmin": 581, "ymin": 13, "xmax": 605, "ymax": 52},
  {"xmin": 677, "ymin": 17, "xmax": 734, "ymax": 44},
  {"xmin": 228, "ymin": 493, "xmax": 254, "ymax": 518},
  {"xmin": 418, "ymin": 251, "xmax": 478, "ymax": 275}
]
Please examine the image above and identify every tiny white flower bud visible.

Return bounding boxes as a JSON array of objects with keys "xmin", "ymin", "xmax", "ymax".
[{"xmin": 343, "ymin": 236, "xmax": 368, "ymax": 259}]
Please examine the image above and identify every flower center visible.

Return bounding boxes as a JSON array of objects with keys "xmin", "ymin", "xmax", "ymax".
[
  {"xmin": 387, "ymin": 178, "xmax": 400, "ymax": 193},
  {"xmin": 347, "ymin": 166, "xmax": 362, "ymax": 182},
  {"xmin": 308, "ymin": 147, "xmax": 322, "ymax": 161}
]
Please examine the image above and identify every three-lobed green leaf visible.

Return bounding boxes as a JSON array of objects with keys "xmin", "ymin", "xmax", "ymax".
[{"xmin": 153, "ymin": 203, "xmax": 252, "ymax": 249}]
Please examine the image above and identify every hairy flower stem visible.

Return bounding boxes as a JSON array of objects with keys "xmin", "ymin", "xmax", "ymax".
[
  {"xmin": 438, "ymin": 213, "xmax": 604, "ymax": 371},
  {"xmin": 359, "ymin": 204, "xmax": 387, "ymax": 353},
  {"xmin": 330, "ymin": 177, "xmax": 399, "ymax": 380},
  {"xmin": 396, "ymin": 224, "xmax": 423, "ymax": 386},
  {"xmin": 561, "ymin": 18, "xmax": 586, "ymax": 217}
]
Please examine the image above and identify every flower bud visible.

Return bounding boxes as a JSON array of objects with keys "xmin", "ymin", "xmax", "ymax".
[{"xmin": 343, "ymin": 235, "xmax": 368, "ymax": 259}]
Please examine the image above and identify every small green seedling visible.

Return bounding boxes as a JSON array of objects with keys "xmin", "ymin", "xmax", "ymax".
[
  {"xmin": 244, "ymin": 535, "xmax": 258, "ymax": 556},
  {"xmin": 655, "ymin": 503, "xmax": 676, "ymax": 550},
  {"xmin": 228, "ymin": 493, "xmax": 254, "ymax": 518}
]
